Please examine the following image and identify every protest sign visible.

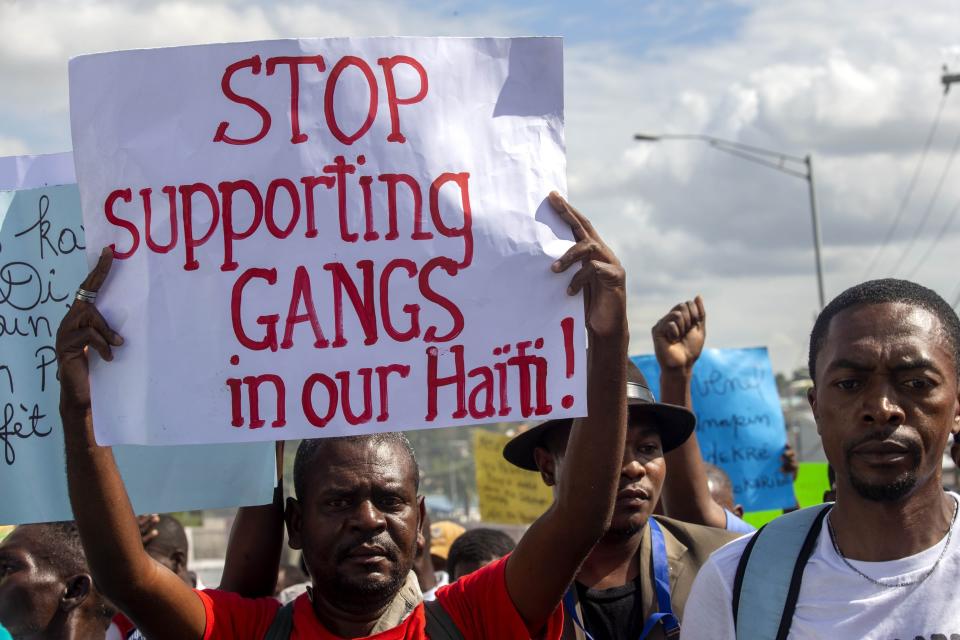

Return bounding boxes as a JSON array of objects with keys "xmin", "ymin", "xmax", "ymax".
[
  {"xmin": 0, "ymin": 152, "xmax": 276, "ymax": 524},
  {"xmin": 742, "ymin": 462, "xmax": 830, "ymax": 528},
  {"xmin": 473, "ymin": 429, "xmax": 552, "ymax": 525},
  {"xmin": 633, "ymin": 347, "xmax": 795, "ymax": 511},
  {"xmin": 69, "ymin": 37, "xmax": 581, "ymax": 446}
]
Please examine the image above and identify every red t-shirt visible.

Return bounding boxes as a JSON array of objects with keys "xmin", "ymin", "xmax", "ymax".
[{"xmin": 196, "ymin": 555, "xmax": 563, "ymax": 639}]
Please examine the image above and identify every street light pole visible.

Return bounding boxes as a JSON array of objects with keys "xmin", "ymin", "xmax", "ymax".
[
  {"xmin": 634, "ymin": 133, "xmax": 826, "ymax": 309},
  {"xmin": 805, "ymin": 155, "xmax": 826, "ymax": 310}
]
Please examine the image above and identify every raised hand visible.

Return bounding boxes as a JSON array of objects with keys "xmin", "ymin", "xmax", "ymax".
[
  {"xmin": 55, "ymin": 247, "xmax": 124, "ymax": 410},
  {"xmin": 548, "ymin": 192, "xmax": 626, "ymax": 340},
  {"xmin": 652, "ymin": 296, "xmax": 706, "ymax": 373}
]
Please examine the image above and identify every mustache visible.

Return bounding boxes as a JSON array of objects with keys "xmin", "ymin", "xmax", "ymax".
[
  {"xmin": 845, "ymin": 431, "xmax": 922, "ymax": 457},
  {"xmin": 334, "ymin": 533, "xmax": 401, "ymax": 563}
]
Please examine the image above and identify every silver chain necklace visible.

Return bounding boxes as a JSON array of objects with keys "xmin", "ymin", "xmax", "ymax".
[{"xmin": 826, "ymin": 495, "xmax": 958, "ymax": 589}]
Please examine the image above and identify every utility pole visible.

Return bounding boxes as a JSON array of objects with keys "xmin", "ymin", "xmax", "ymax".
[{"xmin": 942, "ymin": 65, "xmax": 960, "ymax": 93}]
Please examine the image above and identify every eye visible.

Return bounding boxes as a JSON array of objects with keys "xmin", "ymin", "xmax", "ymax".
[
  {"xmin": 636, "ymin": 443, "xmax": 661, "ymax": 457},
  {"xmin": 904, "ymin": 377, "xmax": 934, "ymax": 390},
  {"xmin": 326, "ymin": 498, "xmax": 351, "ymax": 509},
  {"xmin": 378, "ymin": 495, "xmax": 405, "ymax": 509},
  {"xmin": 835, "ymin": 379, "xmax": 860, "ymax": 391}
]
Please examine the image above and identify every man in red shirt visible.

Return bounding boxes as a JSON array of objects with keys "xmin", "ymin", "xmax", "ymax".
[{"xmin": 58, "ymin": 193, "xmax": 630, "ymax": 639}]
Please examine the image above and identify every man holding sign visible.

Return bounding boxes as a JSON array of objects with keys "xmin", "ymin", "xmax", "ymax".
[{"xmin": 59, "ymin": 192, "xmax": 631, "ymax": 639}]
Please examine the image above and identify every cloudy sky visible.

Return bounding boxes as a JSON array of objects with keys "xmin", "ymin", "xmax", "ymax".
[{"xmin": 3, "ymin": 0, "xmax": 960, "ymax": 374}]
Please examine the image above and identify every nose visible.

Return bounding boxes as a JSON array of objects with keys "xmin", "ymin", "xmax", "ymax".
[
  {"xmin": 861, "ymin": 380, "xmax": 906, "ymax": 427},
  {"xmin": 348, "ymin": 499, "xmax": 387, "ymax": 532},
  {"xmin": 621, "ymin": 455, "xmax": 646, "ymax": 480}
]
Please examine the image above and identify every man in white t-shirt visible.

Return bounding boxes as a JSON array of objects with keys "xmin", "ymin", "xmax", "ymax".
[{"xmin": 682, "ymin": 278, "xmax": 960, "ymax": 639}]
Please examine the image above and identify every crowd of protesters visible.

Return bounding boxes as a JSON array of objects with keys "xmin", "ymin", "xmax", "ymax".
[{"xmin": 2, "ymin": 191, "xmax": 960, "ymax": 639}]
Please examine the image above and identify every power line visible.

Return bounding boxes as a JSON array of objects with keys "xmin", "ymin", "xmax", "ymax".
[
  {"xmin": 889, "ymin": 125, "xmax": 960, "ymax": 275},
  {"xmin": 861, "ymin": 92, "xmax": 948, "ymax": 280},
  {"xmin": 905, "ymin": 195, "xmax": 960, "ymax": 279}
]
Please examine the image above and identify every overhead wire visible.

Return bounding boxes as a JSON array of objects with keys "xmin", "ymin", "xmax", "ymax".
[
  {"xmin": 889, "ymin": 125, "xmax": 960, "ymax": 275},
  {"xmin": 905, "ymin": 195, "xmax": 960, "ymax": 279},
  {"xmin": 861, "ymin": 91, "xmax": 948, "ymax": 279}
]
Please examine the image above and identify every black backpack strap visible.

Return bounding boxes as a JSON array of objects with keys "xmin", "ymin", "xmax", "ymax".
[
  {"xmin": 423, "ymin": 599, "xmax": 465, "ymax": 640},
  {"xmin": 731, "ymin": 504, "xmax": 831, "ymax": 640},
  {"xmin": 263, "ymin": 601, "xmax": 295, "ymax": 640}
]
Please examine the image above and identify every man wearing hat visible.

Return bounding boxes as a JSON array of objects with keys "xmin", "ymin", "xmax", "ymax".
[{"xmin": 504, "ymin": 354, "xmax": 738, "ymax": 639}]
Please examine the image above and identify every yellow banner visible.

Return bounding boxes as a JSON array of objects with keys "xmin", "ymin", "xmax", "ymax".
[{"xmin": 473, "ymin": 430, "xmax": 553, "ymax": 525}]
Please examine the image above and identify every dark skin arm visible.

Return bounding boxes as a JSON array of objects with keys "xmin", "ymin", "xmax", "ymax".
[
  {"xmin": 59, "ymin": 248, "xmax": 207, "ymax": 640},
  {"xmin": 218, "ymin": 442, "xmax": 286, "ymax": 595},
  {"xmin": 656, "ymin": 298, "xmax": 798, "ymax": 525},
  {"xmin": 505, "ymin": 192, "xmax": 629, "ymax": 631},
  {"xmin": 654, "ymin": 297, "xmax": 728, "ymax": 528}
]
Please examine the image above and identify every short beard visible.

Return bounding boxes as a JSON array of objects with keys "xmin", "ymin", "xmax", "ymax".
[
  {"xmin": 845, "ymin": 436, "xmax": 922, "ymax": 502},
  {"xmin": 605, "ymin": 514, "xmax": 649, "ymax": 539},
  {"xmin": 848, "ymin": 469, "xmax": 918, "ymax": 502},
  {"xmin": 332, "ymin": 564, "xmax": 408, "ymax": 604}
]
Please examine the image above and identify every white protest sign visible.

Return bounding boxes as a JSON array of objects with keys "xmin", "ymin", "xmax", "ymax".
[
  {"xmin": 0, "ymin": 152, "xmax": 276, "ymax": 524},
  {"xmin": 69, "ymin": 37, "xmax": 584, "ymax": 446}
]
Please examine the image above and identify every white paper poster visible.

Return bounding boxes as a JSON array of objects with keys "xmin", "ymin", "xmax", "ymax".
[{"xmin": 69, "ymin": 37, "xmax": 584, "ymax": 446}]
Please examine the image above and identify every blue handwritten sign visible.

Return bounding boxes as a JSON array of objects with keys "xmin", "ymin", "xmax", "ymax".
[
  {"xmin": 0, "ymin": 155, "xmax": 276, "ymax": 524},
  {"xmin": 632, "ymin": 347, "xmax": 795, "ymax": 511}
]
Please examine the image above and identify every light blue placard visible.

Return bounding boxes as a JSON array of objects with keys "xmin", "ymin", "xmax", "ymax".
[
  {"xmin": 632, "ymin": 347, "xmax": 795, "ymax": 511},
  {"xmin": 0, "ymin": 181, "xmax": 275, "ymax": 525}
]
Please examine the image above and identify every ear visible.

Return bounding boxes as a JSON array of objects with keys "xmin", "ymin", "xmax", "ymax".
[
  {"xmin": 807, "ymin": 386, "xmax": 821, "ymax": 435},
  {"xmin": 61, "ymin": 574, "xmax": 92, "ymax": 613},
  {"xmin": 953, "ymin": 388, "xmax": 960, "ymax": 437},
  {"xmin": 286, "ymin": 496, "xmax": 303, "ymax": 551},
  {"xmin": 532, "ymin": 446, "xmax": 557, "ymax": 487},
  {"xmin": 171, "ymin": 550, "xmax": 187, "ymax": 575},
  {"xmin": 416, "ymin": 496, "xmax": 426, "ymax": 553},
  {"xmin": 733, "ymin": 504, "xmax": 745, "ymax": 519}
]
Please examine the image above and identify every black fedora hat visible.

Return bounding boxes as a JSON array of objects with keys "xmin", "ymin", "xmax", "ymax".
[{"xmin": 502, "ymin": 360, "xmax": 696, "ymax": 472}]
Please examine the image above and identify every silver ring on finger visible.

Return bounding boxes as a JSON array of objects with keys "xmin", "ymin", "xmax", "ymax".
[{"xmin": 75, "ymin": 288, "xmax": 98, "ymax": 303}]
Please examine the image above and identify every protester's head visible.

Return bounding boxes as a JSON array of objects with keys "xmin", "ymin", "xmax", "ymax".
[
  {"xmin": 446, "ymin": 528, "xmax": 516, "ymax": 581},
  {"xmin": 428, "ymin": 520, "xmax": 465, "ymax": 572},
  {"xmin": 505, "ymin": 361, "xmax": 695, "ymax": 538},
  {"xmin": 143, "ymin": 514, "xmax": 191, "ymax": 585},
  {"xmin": 807, "ymin": 279, "xmax": 960, "ymax": 504},
  {"xmin": 705, "ymin": 463, "xmax": 744, "ymax": 518},
  {"xmin": 287, "ymin": 434, "xmax": 423, "ymax": 612},
  {"xmin": 0, "ymin": 522, "xmax": 114, "ymax": 638}
]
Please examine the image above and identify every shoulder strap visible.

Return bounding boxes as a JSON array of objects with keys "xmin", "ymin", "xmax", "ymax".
[
  {"xmin": 263, "ymin": 601, "xmax": 296, "ymax": 640},
  {"xmin": 423, "ymin": 599, "xmax": 465, "ymax": 640},
  {"xmin": 732, "ymin": 504, "xmax": 831, "ymax": 640}
]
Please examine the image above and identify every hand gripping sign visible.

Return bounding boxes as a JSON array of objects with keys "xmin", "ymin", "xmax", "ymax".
[{"xmin": 68, "ymin": 37, "xmax": 585, "ymax": 445}]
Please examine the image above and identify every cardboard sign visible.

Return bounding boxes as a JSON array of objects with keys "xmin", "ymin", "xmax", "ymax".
[
  {"xmin": 69, "ymin": 37, "xmax": 584, "ymax": 446},
  {"xmin": 633, "ymin": 347, "xmax": 795, "ymax": 511},
  {"xmin": 473, "ymin": 429, "xmax": 553, "ymax": 525},
  {"xmin": 0, "ymin": 153, "xmax": 276, "ymax": 524}
]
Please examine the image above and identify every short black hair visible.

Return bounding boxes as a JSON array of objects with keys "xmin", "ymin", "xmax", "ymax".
[
  {"xmin": 26, "ymin": 521, "xmax": 115, "ymax": 621},
  {"xmin": 29, "ymin": 521, "xmax": 88, "ymax": 578},
  {"xmin": 293, "ymin": 433, "xmax": 420, "ymax": 500},
  {"xmin": 144, "ymin": 514, "xmax": 188, "ymax": 559},
  {"xmin": 446, "ymin": 528, "xmax": 516, "ymax": 579},
  {"xmin": 808, "ymin": 278, "xmax": 960, "ymax": 379}
]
